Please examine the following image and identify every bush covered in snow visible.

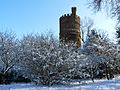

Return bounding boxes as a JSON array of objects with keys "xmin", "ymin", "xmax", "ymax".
[
  {"xmin": 19, "ymin": 34, "xmax": 84, "ymax": 86},
  {"xmin": 18, "ymin": 31, "xmax": 120, "ymax": 86},
  {"xmin": 0, "ymin": 31, "xmax": 120, "ymax": 86}
]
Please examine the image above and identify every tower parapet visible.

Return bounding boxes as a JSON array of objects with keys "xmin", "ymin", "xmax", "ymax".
[{"xmin": 59, "ymin": 7, "xmax": 81, "ymax": 47}]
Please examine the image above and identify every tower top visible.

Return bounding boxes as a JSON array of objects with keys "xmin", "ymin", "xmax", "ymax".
[{"xmin": 71, "ymin": 7, "xmax": 76, "ymax": 16}]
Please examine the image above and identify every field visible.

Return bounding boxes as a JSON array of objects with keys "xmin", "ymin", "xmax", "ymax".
[{"xmin": 0, "ymin": 76, "xmax": 120, "ymax": 90}]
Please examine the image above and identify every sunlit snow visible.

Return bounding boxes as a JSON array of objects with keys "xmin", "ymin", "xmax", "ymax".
[{"xmin": 0, "ymin": 76, "xmax": 120, "ymax": 90}]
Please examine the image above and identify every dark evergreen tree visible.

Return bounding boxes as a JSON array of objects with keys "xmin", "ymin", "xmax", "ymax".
[{"xmin": 116, "ymin": 27, "xmax": 120, "ymax": 44}]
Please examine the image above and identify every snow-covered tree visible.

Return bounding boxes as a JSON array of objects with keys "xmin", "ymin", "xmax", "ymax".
[
  {"xmin": 20, "ymin": 34, "xmax": 84, "ymax": 86},
  {"xmin": 88, "ymin": 0, "xmax": 120, "ymax": 23},
  {"xmin": 0, "ymin": 32, "xmax": 19, "ymax": 83},
  {"xmin": 82, "ymin": 29, "xmax": 119, "ymax": 80},
  {"xmin": 18, "ymin": 30, "xmax": 120, "ymax": 85}
]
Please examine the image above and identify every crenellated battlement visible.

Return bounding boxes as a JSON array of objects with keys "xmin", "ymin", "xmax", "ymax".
[
  {"xmin": 60, "ymin": 15, "xmax": 80, "ymax": 26},
  {"xmin": 60, "ymin": 13, "xmax": 80, "ymax": 20}
]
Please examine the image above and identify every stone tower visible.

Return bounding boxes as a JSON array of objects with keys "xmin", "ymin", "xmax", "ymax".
[{"xmin": 59, "ymin": 7, "xmax": 81, "ymax": 47}]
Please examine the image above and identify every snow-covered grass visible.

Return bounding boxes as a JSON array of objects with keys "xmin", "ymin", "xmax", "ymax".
[{"xmin": 0, "ymin": 76, "xmax": 120, "ymax": 90}]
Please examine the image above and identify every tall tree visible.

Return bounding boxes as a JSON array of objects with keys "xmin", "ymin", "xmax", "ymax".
[
  {"xmin": 89, "ymin": 0, "xmax": 120, "ymax": 22},
  {"xmin": 88, "ymin": 0, "xmax": 120, "ymax": 46}
]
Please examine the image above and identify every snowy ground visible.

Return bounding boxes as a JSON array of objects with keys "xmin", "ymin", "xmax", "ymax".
[{"xmin": 0, "ymin": 76, "xmax": 120, "ymax": 90}]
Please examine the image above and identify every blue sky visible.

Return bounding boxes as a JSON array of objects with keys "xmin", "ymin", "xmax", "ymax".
[{"xmin": 0, "ymin": 0, "xmax": 116, "ymax": 39}]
